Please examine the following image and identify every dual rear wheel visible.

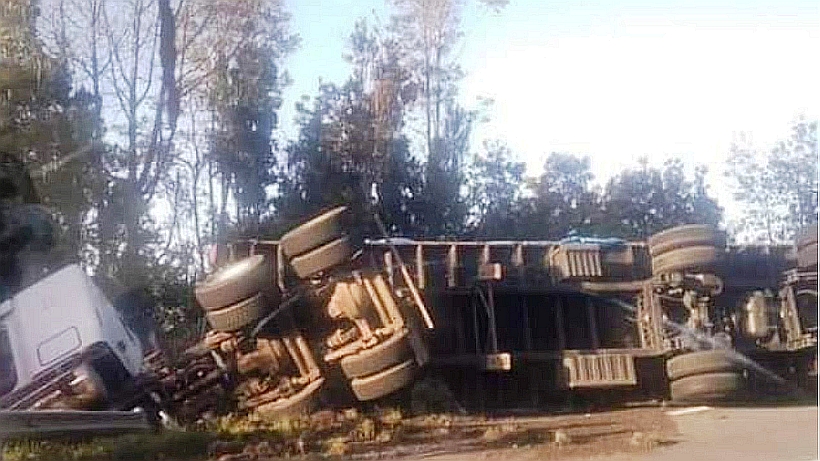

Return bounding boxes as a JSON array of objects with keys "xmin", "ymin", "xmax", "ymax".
[
  {"xmin": 194, "ymin": 255, "xmax": 273, "ymax": 332},
  {"xmin": 666, "ymin": 350, "xmax": 747, "ymax": 403},
  {"xmin": 648, "ymin": 225, "xmax": 723, "ymax": 276}
]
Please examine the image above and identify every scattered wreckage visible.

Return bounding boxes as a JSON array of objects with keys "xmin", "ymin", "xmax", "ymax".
[{"xmin": 0, "ymin": 201, "xmax": 816, "ymax": 424}]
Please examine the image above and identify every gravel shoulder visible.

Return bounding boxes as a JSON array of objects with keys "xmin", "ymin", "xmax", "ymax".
[
  {"xmin": 347, "ymin": 406, "xmax": 678, "ymax": 461},
  {"xmin": 393, "ymin": 405, "xmax": 817, "ymax": 461}
]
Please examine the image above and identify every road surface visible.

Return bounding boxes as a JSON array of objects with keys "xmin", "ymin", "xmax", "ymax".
[
  {"xmin": 401, "ymin": 405, "xmax": 818, "ymax": 461},
  {"xmin": 600, "ymin": 405, "xmax": 818, "ymax": 461}
]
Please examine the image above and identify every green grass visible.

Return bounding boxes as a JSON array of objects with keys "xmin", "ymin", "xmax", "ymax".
[
  {"xmin": 2, "ymin": 431, "xmax": 216, "ymax": 461},
  {"xmin": 1, "ymin": 407, "xmax": 411, "ymax": 460}
]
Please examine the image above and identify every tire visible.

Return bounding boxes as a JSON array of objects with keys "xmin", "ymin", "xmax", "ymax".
[
  {"xmin": 252, "ymin": 378, "xmax": 324, "ymax": 418},
  {"xmin": 350, "ymin": 359, "xmax": 417, "ymax": 401},
  {"xmin": 666, "ymin": 350, "xmax": 746, "ymax": 381},
  {"xmin": 796, "ymin": 223, "xmax": 818, "ymax": 248},
  {"xmin": 340, "ymin": 329, "xmax": 413, "ymax": 379},
  {"xmin": 289, "ymin": 236, "xmax": 355, "ymax": 279},
  {"xmin": 797, "ymin": 242, "xmax": 818, "ymax": 269},
  {"xmin": 280, "ymin": 206, "xmax": 351, "ymax": 258},
  {"xmin": 652, "ymin": 245, "xmax": 718, "ymax": 275},
  {"xmin": 669, "ymin": 372, "xmax": 745, "ymax": 403},
  {"xmin": 648, "ymin": 225, "xmax": 721, "ymax": 257},
  {"xmin": 206, "ymin": 293, "xmax": 266, "ymax": 332},
  {"xmin": 195, "ymin": 255, "xmax": 272, "ymax": 311}
]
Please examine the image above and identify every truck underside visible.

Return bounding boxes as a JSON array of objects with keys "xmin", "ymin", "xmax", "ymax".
[
  {"xmin": 174, "ymin": 219, "xmax": 813, "ymax": 418},
  {"xmin": 2, "ymin": 204, "xmax": 816, "ymax": 424}
]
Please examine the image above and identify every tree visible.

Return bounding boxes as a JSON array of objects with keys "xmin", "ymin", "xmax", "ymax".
[
  {"xmin": 274, "ymin": 19, "xmax": 426, "ymax": 237},
  {"xmin": 416, "ymin": 100, "xmax": 474, "ymax": 236},
  {"xmin": 518, "ymin": 153, "xmax": 600, "ymax": 239},
  {"xmin": 466, "ymin": 140, "xmax": 526, "ymax": 238},
  {"xmin": 599, "ymin": 158, "xmax": 722, "ymax": 239},
  {"xmin": 727, "ymin": 117, "xmax": 818, "ymax": 244},
  {"xmin": 771, "ymin": 117, "xmax": 818, "ymax": 230},
  {"xmin": 205, "ymin": 1, "xmax": 297, "ymax": 239},
  {"xmin": 0, "ymin": 0, "xmax": 105, "ymax": 268},
  {"xmin": 389, "ymin": 0, "xmax": 463, "ymax": 162},
  {"xmin": 388, "ymin": 0, "xmax": 505, "ymax": 237},
  {"xmin": 37, "ymin": 0, "xmax": 296, "ymax": 339}
]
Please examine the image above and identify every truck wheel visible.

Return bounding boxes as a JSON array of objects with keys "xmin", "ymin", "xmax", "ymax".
[
  {"xmin": 669, "ymin": 372, "xmax": 745, "ymax": 403},
  {"xmin": 289, "ymin": 236, "xmax": 355, "ymax": 279},
  {"xmin": 652, "ymin": 245, "xmax": 718, "ymax": 275},
  {"xmin": 666, "ymin": 350, "xmax": 745, "ymax": 381},
  {"xmin": 280, "ymin": 206, "xmax": 351, "ymax": 259},
  {"xmin": 350, "ymin": 359, "xmax": 417, "ymax": 401},
  {"xmin": 340, "ymin": 329, "xmax": 413, "ymax": 379},
  {"xmin": 648, "ymin": 225, "xmax": 722, "ymax": 257},
  {"xmin": 206, "ymin": 293, "xmax": 266, "ymax": 332},
  {"xmin": 195, "ymin": 255, "xmax": 273, "ymax": 311},
  {"xmin": 253, "ymin": 378, "xmax": 324, "ymax": 418}
]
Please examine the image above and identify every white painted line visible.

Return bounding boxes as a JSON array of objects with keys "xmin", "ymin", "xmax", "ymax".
[{"xmin": 665, "ymin": 406, "xmax": 712, "ymax": 416}]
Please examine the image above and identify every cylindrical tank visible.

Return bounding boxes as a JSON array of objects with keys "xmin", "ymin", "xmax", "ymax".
[{"xmin": 743, "ymin": 291, "xmax": 771, "ymax": 339}]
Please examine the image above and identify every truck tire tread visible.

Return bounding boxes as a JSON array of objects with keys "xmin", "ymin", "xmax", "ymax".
[
  {"xmin": 350, "ymin": 359, "xmax": 416, "ymax": 401},
  {"xmin": 280, "ymin": 206, "xmax": 351, "ymax": 258},
  {"xmin": 206, "ymin": 293, "xmax": 266, "ymax": 332},
  {"xmin": 195, "ymin": 255, "xmax": 273, "ymax": 311},
  {"xmin": 290, "ymin": 236, "xmax": 356, "ymax": 279},
  {"xmin": 340, "ymin": 329, "xmax": 412, "ymax": 379}
]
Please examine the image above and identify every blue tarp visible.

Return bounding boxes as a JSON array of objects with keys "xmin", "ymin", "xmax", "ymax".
[{"xmin": 558, "ymin": 235, "xmax": 627, "ymax": 249}]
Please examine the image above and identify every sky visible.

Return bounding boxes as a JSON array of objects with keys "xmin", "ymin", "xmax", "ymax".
[{"xmin": 280, "ymin": 0, "xmax": 820, "ymax": 226}]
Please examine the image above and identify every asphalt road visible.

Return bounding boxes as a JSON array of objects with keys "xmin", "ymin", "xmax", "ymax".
[
  {"xmin": 550, "ymin": 404, "xmax": 820, "ymax": 461},
  {"xmin": 607, "ymin": 405, "xmax": 819, "ymax": 461},
  {"xmin": 405, "ymin": 404, "xmax": 818, "ymax": 461}
]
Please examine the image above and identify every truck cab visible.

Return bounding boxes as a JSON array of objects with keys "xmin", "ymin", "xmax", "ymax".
[
  {"xmin": 0, "ymin": 154, "xmax": 152, "ymax": 412},
  {"xmin": 0, "ymin": 264, "xmax": 146, "ymax": 410}
]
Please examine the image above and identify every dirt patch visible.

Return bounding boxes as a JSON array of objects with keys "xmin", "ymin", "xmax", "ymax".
[
  {"xmin": 2, "ymin": 407, "xmax": 677, "ymax": 461},
  {"xmin": 208, "ymin": 406, "xmax": 679, "ymax": 461},
  {"xmin": 345, "ymin": 407, "xmax": 679, "ymax": 461}
]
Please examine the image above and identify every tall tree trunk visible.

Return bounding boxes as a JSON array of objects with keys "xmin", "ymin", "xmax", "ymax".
[
  {"xmin": 424, "ymin": 37, "xmax": 433, "ymax": 163},
  {"xmin": 191, "ymin": 111, "xmax": 205, "ymax": 274}
]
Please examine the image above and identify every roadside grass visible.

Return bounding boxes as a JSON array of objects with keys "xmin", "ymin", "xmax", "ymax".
[
  {"xmin": 2, "ymin": 430, "xmax": 216, "ymax": 461},
  {"xmin": 0, "ymin": 407, "xmax": 411, "ymax": 460}
]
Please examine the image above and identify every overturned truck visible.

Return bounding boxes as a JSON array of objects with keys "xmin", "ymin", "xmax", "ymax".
[
  {"xmin": 186, "ymin": 209, "xmax": 816, "ymax": 417},
  {"xmin": 182, "ymin": 207, "xmax": 432, "ymax": 420},
  {"xmin": 0, "ymin": 204, "xmax": 816, "ymax": 422}
]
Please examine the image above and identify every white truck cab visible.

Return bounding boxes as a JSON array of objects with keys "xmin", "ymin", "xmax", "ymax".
[{"xmin": 0, "ymin": 264, "xmax": 146, "ymax": 410}]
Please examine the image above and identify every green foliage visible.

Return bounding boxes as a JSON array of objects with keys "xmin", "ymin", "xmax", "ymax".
[
  {"xmin": 466, "ymin": 140, "xmax": 526, "ymax": 238},
  {"xmin": 2, "ymin": 431, "xmax": 215, "ymax": 461},
  {"xmin": 0, "ymin": 0, "xmax": 106, "ymax": 271},
  {"xmin": 520, "ymin": 153, "xmax": 600, "ymax": 239},
  {"xmin": 595, "ymin": 158, "xmax": 722, "ymax": 239},
  {"xmin": 417, "ymin": 101, "xmax": 474, "ymax": 237},
  {"xmin": 466, "ymin": 151, "xmax": 723, "ymax": 241},
  {"xmin": 209, "ymin": 19, "xmax": 297, "ymax": 236},
  {"xmin": 274, "ymin": 19, "xmax": 426, "ymax": 238},
  {"xmin": 727, "ymin": 116, "xmax": 818, "ymax": 244},
  {"xmin": 387, "ymin": 0, "xmax": 474, "ymax": 237}
]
